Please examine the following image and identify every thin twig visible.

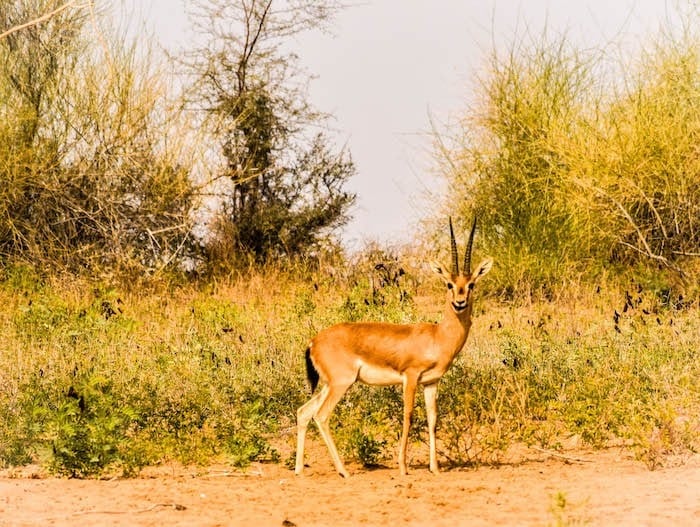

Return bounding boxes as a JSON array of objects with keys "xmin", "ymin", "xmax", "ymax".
[
  {"xmin": 0, "ymin": 1, "xmax": 87, "ymax": 40},
  {"xmin": 73, "ymin": 502, "xmax": 187, "ymax": 515},
  {"xmin": 531, "ymin": 446, "xmax": 592, "ymax": 464},
  {"xmin": 204, "ymin": 467, "xmax": 264, "ymax": 478}
]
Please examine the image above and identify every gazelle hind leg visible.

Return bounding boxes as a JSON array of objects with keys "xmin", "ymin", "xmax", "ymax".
[
  {"xmin": 295, "ymin": 386, "xmax": 328, "ymax": 475},
  {"xmin": 313, "ymin": 382, "xmax": 353, "ymax": 478}
]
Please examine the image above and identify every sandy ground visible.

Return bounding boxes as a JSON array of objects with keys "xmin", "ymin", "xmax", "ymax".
[{"xmin": 1, "ymin": 444, "xmax": 700, "ymax": 527}]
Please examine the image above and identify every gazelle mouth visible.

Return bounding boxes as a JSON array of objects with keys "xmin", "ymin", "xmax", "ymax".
[{"xmin": 452, "ymin": 303, "xmax": 468, "ymax": 313}]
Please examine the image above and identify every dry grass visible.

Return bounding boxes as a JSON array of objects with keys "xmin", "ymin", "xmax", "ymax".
[{"xmin": 0, "ymin": 260, "xmax": 697, "ymax": 476}]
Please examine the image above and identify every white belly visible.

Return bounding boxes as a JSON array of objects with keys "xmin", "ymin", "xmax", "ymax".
[{"xmin": 356, "ymin": 361, "xmax": 403, "ymax": 386}]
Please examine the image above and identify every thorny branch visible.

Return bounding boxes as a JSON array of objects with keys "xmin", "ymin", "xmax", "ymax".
[{"xmin": 0, "ymin": 0, "xmax": 89, "ymax": 40}]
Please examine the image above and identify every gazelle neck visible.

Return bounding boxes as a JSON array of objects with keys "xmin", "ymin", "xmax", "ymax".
[{"xmin": 436, "ymin": 297, "xmax": 472, "ymax": 355}]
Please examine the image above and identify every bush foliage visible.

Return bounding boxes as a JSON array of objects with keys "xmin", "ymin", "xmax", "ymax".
[
  {"xmin": 438, "ymin": 19, "xmax": 700, "ymax": 296},
  {"xmin": 0, "ymin": 1, "xmax": 197, "ymax": 277},
  {"xmin": 0, "ymin": 261, "xmax": 698, "ymax": 477}
]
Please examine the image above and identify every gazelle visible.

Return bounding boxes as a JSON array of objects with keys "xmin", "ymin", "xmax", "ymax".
[{"xmin": 295, "ymin": 218, "xmax": 493, "ymax": 477}]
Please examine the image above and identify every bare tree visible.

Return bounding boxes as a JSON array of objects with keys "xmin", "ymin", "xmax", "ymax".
[{"xmin": 184, "ymin": 0, "xmax": 355, "ymax": 266}]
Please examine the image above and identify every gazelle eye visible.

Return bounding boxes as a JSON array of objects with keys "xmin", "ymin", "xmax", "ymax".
[
  {"xmin": 468, "ymin": 282, "xmax": 475, "ymax": 290},
  {"xmin": 447, "ymin": 283, "xmax": 454, "ymax": 290}
]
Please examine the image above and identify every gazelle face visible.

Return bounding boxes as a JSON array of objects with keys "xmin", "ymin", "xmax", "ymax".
[
  {"xmin": 446, "ymin": 274, "xmax": 471, "ymax": 313},
  {"xmin": 431, "ymin": 259, "xmax": 493, "ymax": 314}
]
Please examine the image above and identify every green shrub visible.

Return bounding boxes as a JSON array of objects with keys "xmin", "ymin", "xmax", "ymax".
[{"xmin": 439, "ymin": 13, "xmax": 700, "ymax": 297}]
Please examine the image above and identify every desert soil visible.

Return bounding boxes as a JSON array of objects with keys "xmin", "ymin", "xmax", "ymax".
[{"xmin": 1, "ymin": 444, "xmax": 700, "ymax": 526}]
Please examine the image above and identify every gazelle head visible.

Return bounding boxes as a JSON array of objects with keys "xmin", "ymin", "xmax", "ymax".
[{"xmin": 431, "ymin": 217, "xmax": 493, "ymax": 314}]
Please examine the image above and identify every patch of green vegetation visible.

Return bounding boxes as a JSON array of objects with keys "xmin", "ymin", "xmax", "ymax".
[{"xmin": 0, "ymin": 263, "xmax": 698, "ymax": 477}]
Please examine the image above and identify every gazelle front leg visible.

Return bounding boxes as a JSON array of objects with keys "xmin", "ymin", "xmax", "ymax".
[
  {"xmin": 424, "ymin": 382, "xmax": 439, "ymax": 473},
  {"xmin": 398, "ymin": 372, "xmax": 419, "ymax": 475}
]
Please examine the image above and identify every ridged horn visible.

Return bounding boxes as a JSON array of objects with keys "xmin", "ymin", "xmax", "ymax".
[
  {"xmin": 449, "ymin": 217, "xmax": 459, "ymax": 275},
  {"xmin": 463, "ymin": 217, "xmax": 477, "ymax": 276}
]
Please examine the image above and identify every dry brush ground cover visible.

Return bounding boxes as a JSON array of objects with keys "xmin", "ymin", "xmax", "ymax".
[{"xmin": 0, "ymin": 264, "xmax": 699, "ymax": 525}]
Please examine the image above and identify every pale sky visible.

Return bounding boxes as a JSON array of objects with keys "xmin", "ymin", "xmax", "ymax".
[{"xmin": 129, "ymin": 0, "xmax": 683, "ymax": 249}]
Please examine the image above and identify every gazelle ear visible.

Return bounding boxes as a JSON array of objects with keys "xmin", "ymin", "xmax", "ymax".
[
  {"xmin": 470, "ymin": 258, "xmax": 493, "ymax": 282},
  {"xmin": 430, "ymin": 261, "xmax": 452, "ymax": 282}
]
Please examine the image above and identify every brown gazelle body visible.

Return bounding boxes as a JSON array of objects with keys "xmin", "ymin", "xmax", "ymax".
[{"xmin": 295, "ymin": 218, "xmax": 493, "ymax": 477}]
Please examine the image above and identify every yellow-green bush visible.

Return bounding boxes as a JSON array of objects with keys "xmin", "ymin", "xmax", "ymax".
[{"xmin": 440, "ymin": 15, "xmax": 700, "ymax": 297}]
